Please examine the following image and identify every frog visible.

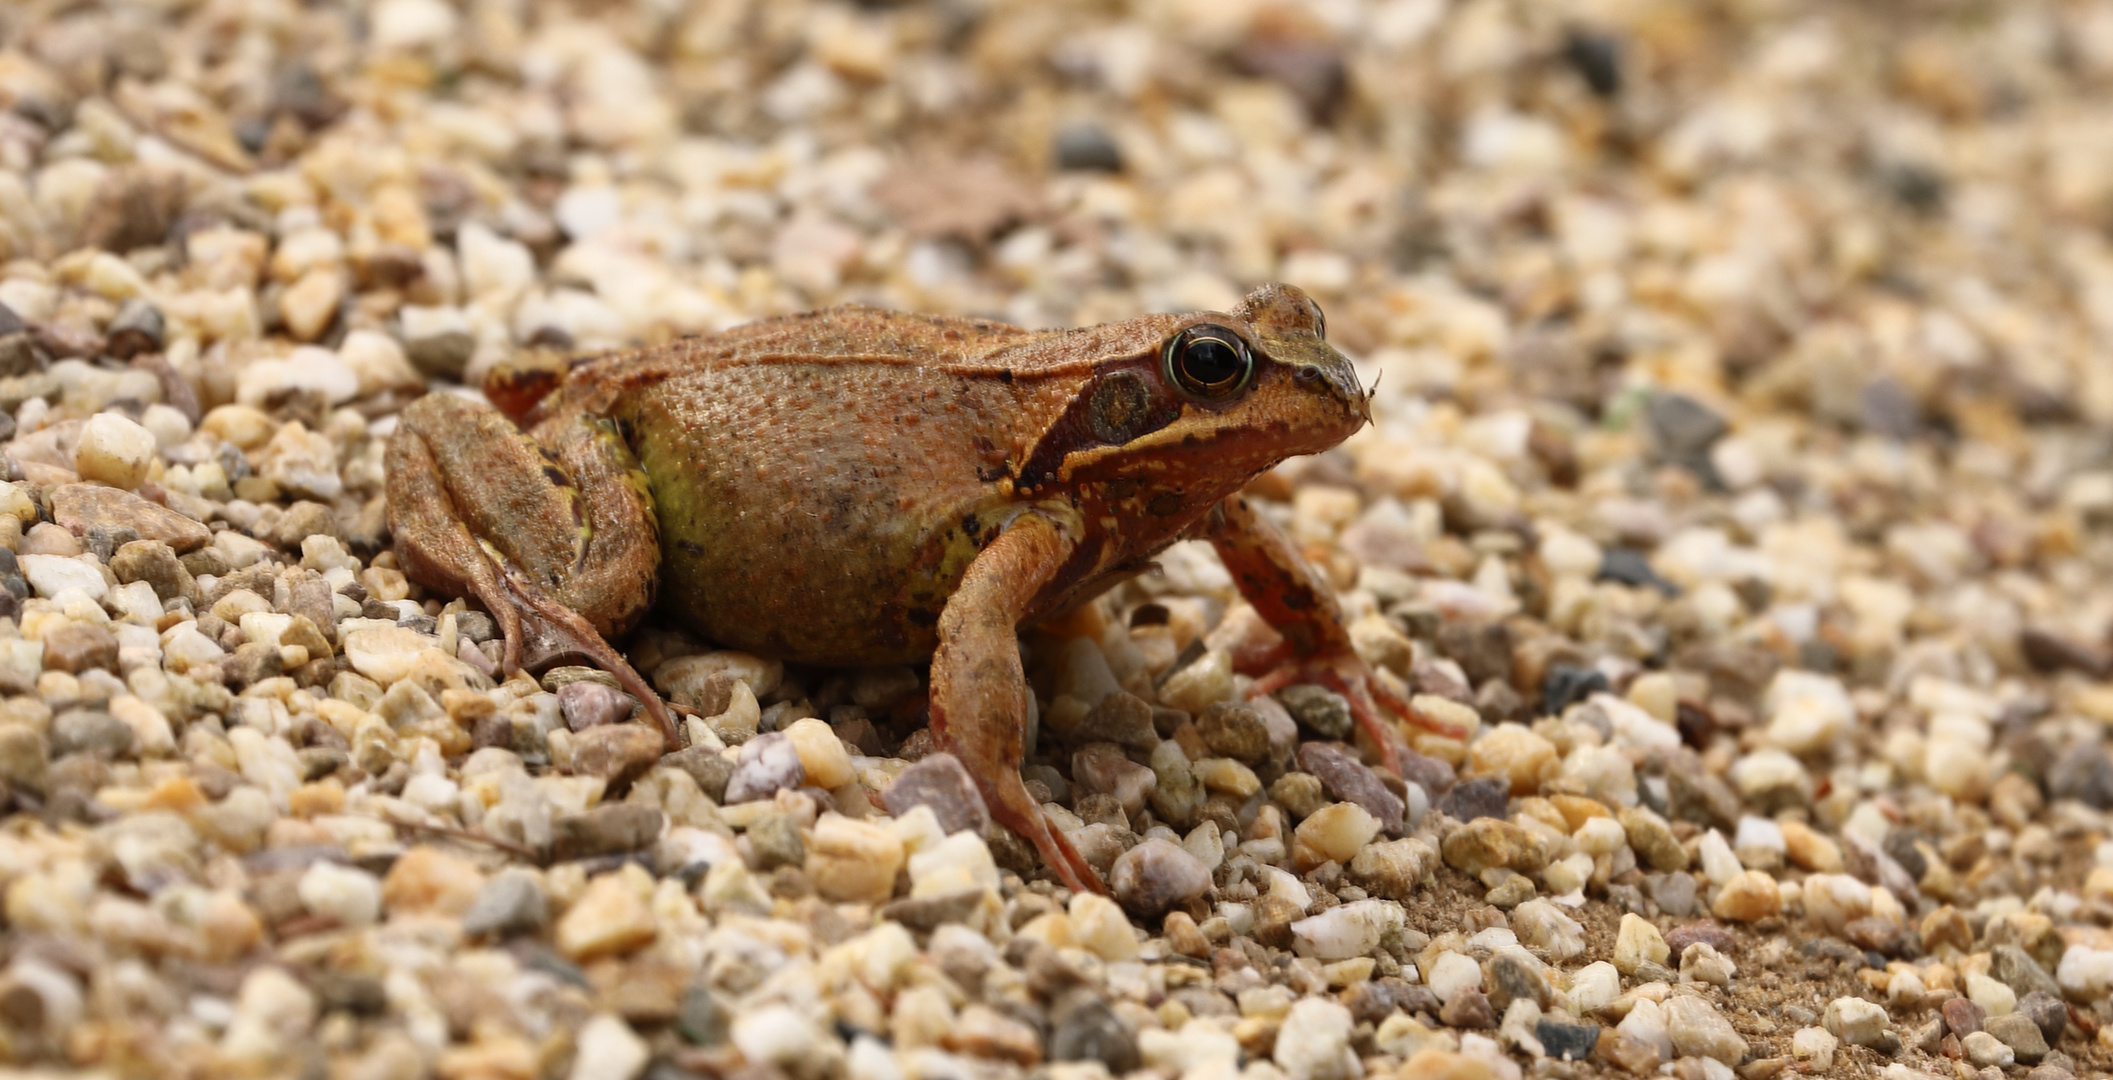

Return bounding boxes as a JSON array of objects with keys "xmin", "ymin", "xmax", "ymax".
[{"xmin": 384, "ymin": 282, "xmax": 1463, "ymax": 895}]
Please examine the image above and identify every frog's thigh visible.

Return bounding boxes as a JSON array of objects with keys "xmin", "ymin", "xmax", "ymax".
[
  {"xmin": 385, "ymin": 395, "xmax": 657, "ymax": 638},
  {"xmin": 530, "ymin": 413, "xmax": 660, "ymax": 637},
  {"xmin": 1203, "ymin": 492, "xmax": 1352, "ymax": 657},
  {"xmin": 929, "ymin": 514, "xmax": 1106, "ymax": 894}
]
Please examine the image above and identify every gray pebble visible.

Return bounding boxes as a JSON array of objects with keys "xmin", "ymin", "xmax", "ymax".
[
  {"xmin": 558, "ymin": 679, "xmax": 634, "ymax": 731},
  {"xmin": 552, "ymin": 804, "xmax": 663, "ymax": 860},
  {"xmin": 462, "ymin": 868, "xmax": 549, "ymax": 938},
  {"xmin": 1108, "ymin": 837, "xmax": 1209, "ymax": 916},
  {"xmin": 723, "ymin": 730, "xmax": 803, "ymax": 804},
  {"xmin": 1277, "ymin": 684, "xmax": 1352, "ymax": 740},
  {"xmin": 882, "ymin": 752, "xmax": 990, "ymax": 837},
  {"xmin": 1049, "ymin": 991, "xmax": 1140, "ymax": 1071},
  {"xmin": 50, "ymin": 710, "xmax": 133, "ymax": 759},
  {"xmin": 747, "ymin": 811, "xmax": 805, "ymax": 870},
  {"xmin": 1437, "ymin": 777, "xmax": 1508, "ymax": 822},
  {"xmin": 1298, "ymin": 741, "xmax": 1404, "ymax": 832}
]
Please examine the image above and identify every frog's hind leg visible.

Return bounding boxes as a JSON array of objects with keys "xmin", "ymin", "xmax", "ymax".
[
  {"xmin": 385, "ymin": 393, "xmax": 676, "ymax": 744},
  {"xmin": 928, "ymin": 513, "xmax": 1107, "ymax": 896}
]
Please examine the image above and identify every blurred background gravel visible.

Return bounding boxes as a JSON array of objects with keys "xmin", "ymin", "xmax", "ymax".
[{"xmin": 0, "ymin": 1, "xmax": 2111, "ymax": 1078}]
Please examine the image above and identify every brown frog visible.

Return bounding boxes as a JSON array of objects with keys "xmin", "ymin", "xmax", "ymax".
[{"xmin": 384, "ymin": 283, "xmax": 1460, "ymax": 894}]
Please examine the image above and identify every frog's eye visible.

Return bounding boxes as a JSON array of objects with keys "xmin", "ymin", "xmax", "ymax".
[{"xmin": 1165, "ymin": 324, "xmax": 1254, "ymax": 400}]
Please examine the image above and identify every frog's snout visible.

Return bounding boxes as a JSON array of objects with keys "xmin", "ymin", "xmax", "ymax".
[{"xmin": 1293, "ymin": 358, "xmax": 1369, "ymax": 425}]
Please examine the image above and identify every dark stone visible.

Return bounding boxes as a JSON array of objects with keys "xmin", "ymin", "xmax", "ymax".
[
  {"xmin": 1647, "ymin": 392, "xmax": 1728, "ymax": 458},
  {"xmin": 456, "ymin": 611, "xmax": 497, "ymax": 643},
  {"xmin": 1049, "ymin": 992, "xmax": 1139, "ymax": 1071},
  {"xmin": 1233, "ymin": 30, "xmax": 1347, "ymax": 119},
  {"xmin": 1395, "ymin": 748, "xmax": 1456, "ymax": 795},
  {"xmin": 49, "ymin": 710, "xmax": 132, "ymax": 759},
  {"xmin": 1665, "ymin": 765, "xmax": 1740, "ymax": 831},
  {"xmin": 1663, "ymin": 920, "xmax": 1733, "ymax": 957},
  {"xmin": 553, "ymin": 804, "xmax": 664, "ymax": 861},
  {"xmin": 1597, "ymin": 553, "xmax": 1681, "ymax": 596},
  {"xmin": 461, "ymin": 868, "xmax": 549, "ymax": 938},
  {"xmin": 1437, "ymin": 621, "xmax": 1512, "ymax": 686},
  {"xmin": 1197, "ymin": 701, "xmax": 1270, "ymax": 763},
  {"xmin": 1884, "ymin": 162, "xmax": 1948, "ymax": 213},
  {"xmin": 2020, "ymin": 627, "xmax": 2113, "ymax": 677},
  {"xmin": 1882, "ymin": 829, "xmax": 1929, "ymax": 882},
  {"xmin": 663, "ymin": 745, "xmax": 732, "ymax": 802},
  {"xmin": 558, "ymin": 680, "xmax": 633, "ymax": 731},
  {"xmin": 2017, "ymin": 990, "xmax": 2066, "ymax": 1046},
  {"xmin": 677, "ymin": 983, "xmax": 732, "ymax": 1046},
  {"xmin": 1842, "ymin": 917, "xmax": 1901, "ymax": 955},
  {"xmin": 1562, "ymin": 29, "xmax": 1622, "ymax": 97},
  {"xmin": 1437, "ymin": 777, "xmax": 1508, "ymax": 822},
  {"xmin": 1859, "ymin": 376, "xmax": 1923, "ymax": 439},
  {"xmin": 111, "ymin": 539, "xmax": 194, "ymax": 602},
  {"xmin": 1991, "ymin": 945, "xmax": 2062, "ymax": 1002},
  {"xmin": 1073, "ymin": 691, "xmax": 1160, "ymax": 751},
  {"xmin": 882, "ymin": 752, "xmax": 991, "ymax": 837},
  {"xmin": 1466, "ymin": 681, "xmax": 1525, "ymax": 731},
  {"xmin": 877, "ymin": 888, "xmax": 987, "ymax": 934},
  {"xmin": 220, "ymin": 641, "xmax": 283, "ymax": 687},
  {"xmin": 2048, "ymin": 739, "xmax": 2113, "ymax": 809},
  {"xmin": 1341, "ymin": 979, "xmax": 1408, "ymax": 1025},
  {"xmin": 1486, "ymin": 953, "xmax": 1550, "ymax": 1012},
  {"xmin": 1985, "ymin": 1012, "xmax": 2050, "ymax": 1064},
  {"xmin": 1942, "ymin": 995, "xmax": 1984, "ymax": 1038},
  {"xmin": 745, "ymin": 811, "xmax": 805, "ymax": 871},
  {"xmin": 1536, "ymin": 1019, "xmax": 1600, "ymax": 1060},
  {"xmin": 104, "ymin": 299, "xmax": 164, "ymax": 359},
  {"xmin": 298, "ymin": 746, "xmax": 348, "ymax": 780},
  {"xmin": 1297, "ymin": 742, "xmax": 1403, "ymax": 832},
  {"xmin": 572, "ymin": 724, "xmax": 668, "ymax": 790},
  {"xmin": 1053, "ymin": 123, "xmax": 1123, "ymax": 173},
  {"xmin": 1438, "ymin": 986, "xmax": 1494, "ymax": 1028},
  {"xmin": 42, "ymin": 622, "xmax": 118, "ymax": 675},
  {"xmin": 1542, "ymin": 663, "xmax": 1608, "ymax": 717},
  {"xmin": 310, "ymin": 971, "xmax": 387, "ymax": 1015},
  {"xmin": 1278, "ymin": 684, "xmax": 1352, "ymax": 740}
]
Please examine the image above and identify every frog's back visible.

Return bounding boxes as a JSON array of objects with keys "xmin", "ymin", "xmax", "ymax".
[{"xmin": 570, "ymin": 308, "xmax": 1079, "ymax": 665}]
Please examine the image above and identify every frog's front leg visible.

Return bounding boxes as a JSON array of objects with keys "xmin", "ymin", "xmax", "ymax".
[
  {"xmin": 385, "ymin": 393, "xmax": 676, "ymax": 744},
  {"xmin": 929, "ymin": 513, "xmax": 1107, "ymax": 895},
  {"xmin": 1205, "ymin": 493, "xmax": 1466, "ymax": 772}
]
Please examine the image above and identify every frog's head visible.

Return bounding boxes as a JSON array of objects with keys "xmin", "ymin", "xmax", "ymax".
[{"xmin": 1014, "ymin": 283, "xmax": 1369, "ymax": 517}]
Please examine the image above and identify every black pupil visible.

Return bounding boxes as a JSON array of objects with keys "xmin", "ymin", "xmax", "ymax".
[{"xmin": 1183, "ymin": 336, "xmax": 1243, "ymax": 387}]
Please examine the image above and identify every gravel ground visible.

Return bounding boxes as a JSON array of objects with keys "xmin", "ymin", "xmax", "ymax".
[{"xmin": 0, "ymin": 1, "xmax": 2110, "ymax": 1078}]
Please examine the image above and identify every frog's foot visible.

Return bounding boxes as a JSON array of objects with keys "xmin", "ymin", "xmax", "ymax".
[
  {"xmin": 978, "ymin": 756, "xmax": 1106, "ymax": 898},
  {"xmin": 487, "ymin": 555, "xmax": 680, "ymax": 747},
  {"xmin": 1242, "ymin": 646, "xmax": 1466, "ymax": 774}
]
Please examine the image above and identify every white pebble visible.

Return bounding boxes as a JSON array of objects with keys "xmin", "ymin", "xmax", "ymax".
[
  {"xmin": 1696, "ymin": 830, "xmax": 1742, "ymax": 886},
  {"xmin": 297, "ymin": 861, "xmax": 381, "ymax": 928},
  {"xmin": 74, "ymin": 412, "xmax": 157, "ymax": 490},
  {"xmin": 1290, "ymin": 900, "xmax": 1406, "ymax": 963},
  {"xmin": 1424, "ymin": 950, "xmax": 1481, "ymax": 1003},
  {"xmin": 1733, "ymin": 816, "xmax": 1785, "ymax": 853},
  {"xmin": 569, "ymin": 1013, "xmax": 650, "ymax": 1080},
  {"xmin": 19, "ymin": 555, "xmax": 108, "ymax": 601}
]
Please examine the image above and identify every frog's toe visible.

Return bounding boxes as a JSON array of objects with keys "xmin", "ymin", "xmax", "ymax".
[
  {"xmin": 998, "ymin": 796, "xmax": 1107, "ymax": 897},
  {"xmin": 1245, "ymin": 651, "xmax": 1459, "ymax": 775},
  {"xmin": 492, "ymin": 561, "xmax": 681, "ymax": 748}
]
